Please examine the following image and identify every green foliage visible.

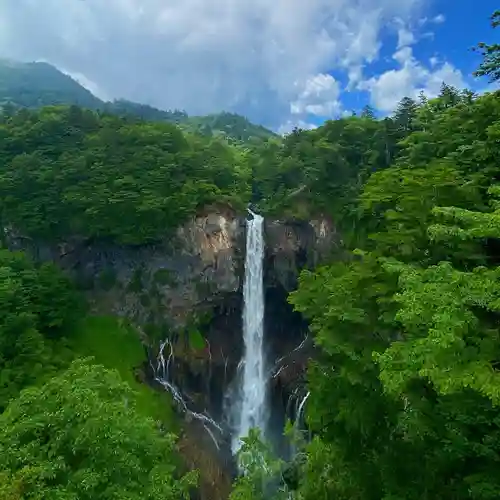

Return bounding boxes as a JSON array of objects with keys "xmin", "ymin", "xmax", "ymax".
[
  {"xmin": 0, "ymin": 359, "xmax": 197, "ymax": 499},
  {"xmin": 0, "ymin": 249, "xmax": 79, "ymax": 411},
  {"xmin": 182, "ymin": 112, "xmax": 277, "ymax": 144},
  {"xmin": 0, "ymin": 59, "xmax": 276, "ymax": 146},
  {"xmin": 2, "ymin": 18, "xmax": 500, "ymax": 499},
  {"xmin": 71, "ymin": 316, "xmax": 175, "ymax": 425},
  {"xmin": 359, "ymin": 161, "xmax": 482, "ymax": 262},
  {"xmin": 377, "ymin": 259, "xmax": 500, "ymax": 402},
  {"xmin": 104, "ymin": 99, "xmax": 188, "ymax": 123},
  {"xmin": 283, "ymin": 24, "xmax": 500, "ymax": 500},
  {"xmin": 188, "ymin": 328, "xmax": 206, "ymax": 351},
  {"xmin": 230, "ymin": 428, "xmax": 292, "ymax": 500},
  {"xmin": 0, "ymin": 106, "xmax": 251, "ymax": 244},
  {"xmin": 253, "ymin": 112, "xmax": 398, "ymax": 226},
  {"xmin": 0, "ymin": 59, "xmax": 102, "ymax": 109},
  {"xmin": 473, "ymin": 10, "xmax": 500, "ymax": 82}
]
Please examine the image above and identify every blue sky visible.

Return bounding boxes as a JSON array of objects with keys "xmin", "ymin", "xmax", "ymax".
[
  {"xmin": 0, "ymin": 0, "xmax": 498, "ymax": 131},
  {"xmin": 317, "ymin": 0, "xmax": 499, "ymax": 125}
]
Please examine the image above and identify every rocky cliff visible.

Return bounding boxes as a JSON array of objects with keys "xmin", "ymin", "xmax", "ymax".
[
  {"xmin": 6, "ymin": 205, "xmax": 336, "ymax": 412},
  {"xmin": 5, "ymin": 205, "xmax": 337, "ymax": 498}
]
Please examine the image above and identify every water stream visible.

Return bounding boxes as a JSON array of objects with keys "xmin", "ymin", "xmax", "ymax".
[{"xmin": 231, "ymin": 210, "xmax": 268, "ymax": 453}]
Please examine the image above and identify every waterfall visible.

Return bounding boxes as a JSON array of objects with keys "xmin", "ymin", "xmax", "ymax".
[
  {"xmin": 232, "ymin": 210, "xmax": 267, "ymax": 453},
  {"xmin": 153, "ymin": 338, "xmax": 224, "ymax": 450}
]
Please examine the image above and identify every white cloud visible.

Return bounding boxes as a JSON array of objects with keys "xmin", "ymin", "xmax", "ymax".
[
  {"xmin": 418, "ymin": 13, "xmax": 446, "ymax": 26},
  {"xmin": 360, "ymin": 47, "xmax": 467, "ymax": 113},
  {"xmin": 346, "ymin": 65, "xmax": 364, "ymax": 89},
  {"xmin": 0, "ymin": 0, "xmax": 423, "ymax": 129},
  {"xmin": 59, "ymin": 68, "xmax": 110, "ymax": 102},
  {"xmin": 397, "ymin": 27, "xmax": 416, "ymax": 48},
  {"xmin": 290, "ymin": 73, "xmax": 342, "ymax": 118},
  {"xmin": 393, "ymin": 47, "xmax": 413, "ymax": 65},
  {"xmin": 432, "ymin": 14, "xmax": 446, "ymax": 24},
  {"xmin": 278, "ymin": 120, "xmax": 318, "ymax": 135}
]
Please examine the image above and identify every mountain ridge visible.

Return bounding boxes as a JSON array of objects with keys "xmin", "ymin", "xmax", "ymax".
[{"xmin": 0, "ymin": 59, "xmax": 277, "ymax": 144}]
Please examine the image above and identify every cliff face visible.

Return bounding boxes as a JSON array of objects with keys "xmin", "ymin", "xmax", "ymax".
[
  {"xmin": 7, "ymin": 206, "xmax": 243, "ymax": 327},
  {"xmin": 6, "ymin": 207, "xmax": 336, "ymax": 406},
  {"xmin": 5, "ymin": 206, "xmax": 336, "ymax": 495},
  {"xmin": 264, "ymin": 217, "xmax": 336, "ymax": 290}
]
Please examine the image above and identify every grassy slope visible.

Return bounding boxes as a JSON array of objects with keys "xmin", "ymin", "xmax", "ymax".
[{"xmin": 71, "ymin": 315, "xmax": 176, "ymax": 427}]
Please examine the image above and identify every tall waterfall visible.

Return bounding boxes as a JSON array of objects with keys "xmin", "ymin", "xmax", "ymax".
[{"xmin": 232, "ymin": 210, "xmax": 267, "ymax": 453}]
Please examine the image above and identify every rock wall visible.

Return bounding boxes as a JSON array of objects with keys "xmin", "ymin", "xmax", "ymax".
[
  {"xmin": 263, "ymin": 215, "xmax": 336, "ymax": 395},
  {"xmin": 6, "ymin": 205, "xmax": 244, "ymax": 331},
  {"xmin": 264, "ymin": 216, "xmax": 337, "ymax": 290},
  {"xmin": 6, "ymin": 206, "xmax": 336, "ymax": 406},
  {"xmin": 5, "ymin": 205, "xmax": 337, "ymax": 498}
]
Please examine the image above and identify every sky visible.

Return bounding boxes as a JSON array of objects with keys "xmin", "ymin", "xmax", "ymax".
[{"xmin": 0, "ymin": 0, "xmax": 498, "ymax": 132}]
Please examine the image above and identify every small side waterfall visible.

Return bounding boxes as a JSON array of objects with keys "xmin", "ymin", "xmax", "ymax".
[
  {"xmin": 153, "ymin": 338, "xmax": 225, "ymax": 449},
  {"xmin": 232, "ymin": 210, "xmax": 268, "ymax": 453}
]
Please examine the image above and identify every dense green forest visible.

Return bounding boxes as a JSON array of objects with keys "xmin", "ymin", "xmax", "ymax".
[
  {"xmin": 0, "ymin": 105, "xmax": 252, "ymax": 244},
  {"xmin": 0, "ymin": 9, "xmax": 499, "ymax": 500}
]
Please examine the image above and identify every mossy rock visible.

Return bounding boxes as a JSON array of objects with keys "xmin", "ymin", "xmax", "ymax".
[
  {"xmin": 127, "ymin": 267, "xmax": 144, "ymax": 293},
  {"xmin": 153, "ymin": 268, "xmax": 177, "ymax": 286},
  {"xmin": 98, "ymin": 267, "xmax": 117, "ymax": 290},
  {"xmin": 188, "ymin": 328, "xmax": 206, "ymax": 351},
  {"xmin": 140, "ymin": 293, "xmax": 151, "ymax": 307}
]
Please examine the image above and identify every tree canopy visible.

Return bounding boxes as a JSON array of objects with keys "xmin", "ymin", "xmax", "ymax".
[
  {"xmin": 0, "ymin": 106, "xmax": 251, "ymax": 244},
  {"xmin": 0, "ymin": 360, "xmax": 196, "ymax": 500}
]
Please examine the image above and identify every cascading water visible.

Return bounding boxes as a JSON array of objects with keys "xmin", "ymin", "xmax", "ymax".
[
  {"xmin": 153, "ymin": 338, "xmax": 224, "ymax": 449},
  {"xmin": 231, "ymin": 210, "xmax": 268, "ymax": 454}
]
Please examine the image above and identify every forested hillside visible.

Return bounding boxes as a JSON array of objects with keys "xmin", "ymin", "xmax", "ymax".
[
  {"xmin": 0, "ymin": 59, "xmax": 103, "ymax": 109},
  {"xmin": 0, "ymin": 59, "xmax": 276, "ymax": 145},
  {"xmin": 0, "ymin": 9, "xmax": 499, "ymax": 500},
  {"xmin": 0, "ymin": 105, "xmax": 251, "ymax": 244}
]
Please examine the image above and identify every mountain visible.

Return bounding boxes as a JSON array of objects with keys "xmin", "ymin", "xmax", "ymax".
[
  {"xmin": 179, "ymin": 112, "xmax": 277, "ymax": 144},
  {"xmin": 103, "ymin": 101, "xmax": 277, "ymax": 144},
  {"xmin": 0, "ymin": 59, "xmax": 103, "ymax": 110},
  {"xmin": 0, "ymin": 59, "xmax": 277, "ymax": 144}
]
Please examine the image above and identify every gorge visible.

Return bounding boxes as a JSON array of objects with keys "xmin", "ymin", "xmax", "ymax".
[{"xmin": 5, "ymin": 204, "xmax": 336, "ymax": 494}]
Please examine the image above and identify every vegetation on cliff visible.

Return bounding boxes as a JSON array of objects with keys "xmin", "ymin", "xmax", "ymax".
[
  {"xmin": 0, "ymin": 248, "xmax": 191, "ymax": 498},
  {"xmin": 0, "ymin": 105, "xmax": 250, "ymax": 243},
  {"xmin": 0, "ymin": 9, "xmax": 499, "ymax": 500}
]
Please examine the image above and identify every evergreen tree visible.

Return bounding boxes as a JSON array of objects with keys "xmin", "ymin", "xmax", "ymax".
[
  {"xmin": 393, "ymin": 96, "xmax": 418, "ymax": 133},
  {"xmin": 360, "ymin": 104, "xmax": 376, "ymax": 119},
  {"xmin": 474, "ymin": 10, "xmax": 500, "ymax": 82}
]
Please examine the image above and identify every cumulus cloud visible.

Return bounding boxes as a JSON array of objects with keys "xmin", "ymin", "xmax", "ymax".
[
  {"xmin": 0, "ymin": 0, "xmax": 423, "ymax": 129},
  {"xmin": 360, "ymin": 46, "xmax": 467, "ymax": 113},
  {"xmin": 290, "ymin": 73, "xmax": 342, "ymax": 118}
]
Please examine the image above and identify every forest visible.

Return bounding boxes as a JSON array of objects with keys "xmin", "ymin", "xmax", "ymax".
[{"xmin": 0, "ymin": 9, "xmax": 499, "ymax": 500}]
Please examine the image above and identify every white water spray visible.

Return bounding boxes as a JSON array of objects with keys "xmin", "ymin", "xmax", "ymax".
[{"xmin": 232, "ymin": 210, "xmax": 267, "ymax": 453}]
